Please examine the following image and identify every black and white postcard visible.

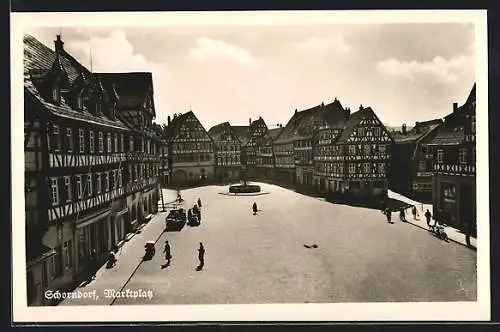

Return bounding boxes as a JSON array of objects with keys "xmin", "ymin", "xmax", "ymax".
[{"xmin": 11, "ymin": 10, "xmax": 490, "ymax": 322}]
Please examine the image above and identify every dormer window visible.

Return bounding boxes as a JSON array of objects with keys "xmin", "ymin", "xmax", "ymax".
[
  {"xmin": 52, "ymin": 86, "xmax": 60, "ymax": 104},
  {"xmin": 77, "ymin": 94, "xmax": 83, "ymax": 110}
]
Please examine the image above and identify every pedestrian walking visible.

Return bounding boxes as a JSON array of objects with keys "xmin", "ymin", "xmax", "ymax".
[
  {"xmin": 197, "ymin": 242, "xmax": 205, "ymax": 270},
  {"xmin": 197, "ymin": 198, "xmax": 202, "ymax": 208},
  {"xmin": 385, "ymin": 208, "xmax": 392, "ymax": 223},
  {"xmin": 88, "ymin": 248, "xmax": 97, "ymax": 280},
  {"xmin": 424, "ymin": 209, "xmax": 432, "ymax": 228},
  {"xmin": 464, "ymin": 221, "xmax": 472, "ymax": 248},
  {"xmin": 380, "ymin": 200, "xmax": 387, "ymax": 214},
  {"xmin": 412, "ymin": 205, "xmax": 417, "ymax": 220},
  {"xmin": 253, "ymin": 202, "xmax": 258, "ymax": 215},
  {"xmin": 399, "ymin": 207, "xmax": 406, "ymax": 222},
  {"xmin": 163, "ymin": 240, "xmax": 172, "ymax": 266}
]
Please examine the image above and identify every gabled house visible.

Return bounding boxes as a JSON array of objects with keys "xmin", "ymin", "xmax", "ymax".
[
  {"xmin": 241, "ymin": 117, "xmax": 268, "ymax": 177},
  {"xmin": 256, "ymin": 126, "xmax": 284, "ymax": 180},
  {"xmin": 421, "ymin": 84, "xmax": 476, "ymax": 234},
  {"xmin": 330, "ymin": 105, "xmax": 394, "ymax": 198},
  {"xmin": 389, "ymin": 119, "xmax": 443, "ymax": 200},
  {"xmin": 208, "ymin": 121, "xmax": 244, "ymax": 181},
  {"xmin": 164, "ymin": 111, "xmax": 215, "ymax": 185}
]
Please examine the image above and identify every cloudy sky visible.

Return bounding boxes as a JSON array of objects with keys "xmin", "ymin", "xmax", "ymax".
[{"xmin": 26, "ymin": 23, "xmax": 475, "ymax": 129}]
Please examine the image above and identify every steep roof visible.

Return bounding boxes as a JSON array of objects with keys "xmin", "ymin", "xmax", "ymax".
[
  {"xmin": 392, "ymin": 119, "xmax": 443, "ymax": 144},
  {"xmin": 98, "ymin": 72, "xmax": 156, "ymax": 117},
  {"xmin": 208, "ymin": 122, "xmax": 231, "ymax": 141},
  {"xmin": 275, "ymin": 99, "xmax": 347, "ymax": 144},
  {"xmin": 426, "ymin": 83, "xmax": 475, "ymax": 146},
  {"xmin": 24, "ymin": 34, "xmax": 129, "ymax": 130},
  {"xmin": 335, "ymin": 106, "xmax": 394, "ymax": 144},
  {"xmin": 261, "ymin": 127, "xmax": 284, "ymax": 145},
  {"xmin": 231, "ymin": 125, "xmax": 250, "ymax": 145}
]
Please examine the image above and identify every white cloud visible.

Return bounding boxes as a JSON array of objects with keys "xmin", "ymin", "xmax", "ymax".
[
  {"xmin": 188, "ymin": 37, "xmax": 257, "ymax": 65},
  {"xmin": 377, "ymin": 53, "xmax": 474, "ymax": 84},
  {"xmin": 290, "ymin": 34, "xmax": 351, "ymax": 54},
  {"xmin": 66, "ymin": 30, "xmax": 155, "ymax": 72}
]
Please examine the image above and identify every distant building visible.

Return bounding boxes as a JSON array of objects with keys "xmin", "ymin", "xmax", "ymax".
[
  {"xmin": 241, "ymin": 117, "xmax": 268, "ymax": 178},
  {"xmin": 422, "ymin": 84, "xmax": 476, "ymax": 234},
  {"xmin": 152, "ymin": 123, "xmax": 169, "ymax": 186},
  {"xmin": 208, "ymin": 121, "xmax": 243, "ymax": 182},
  {"xmin": 164, "ymin": 111, "xmax": 215, "ymax": 185},
  {"xmin": 256, "ymin": 126, "xmax": 284, "ymax": 179},
  {"xmin": 330, "ymin": 105, "xmax": 394, "ymax": 198},
  {"xmin": 24, "ymin": 34, "xmax": 161, "ymax": 305},
  {"xmin": 390, "ymin": 119, "xmax": 443, "ymax": 200}
]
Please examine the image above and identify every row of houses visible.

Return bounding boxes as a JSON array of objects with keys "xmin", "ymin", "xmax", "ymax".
[
  {"xmin": 24, "ymin": 34, "xmax": 162, "ymax": 305},
  {"xmin": 157, "ymin": 85, "xmax": 476, "ymax": 235}
]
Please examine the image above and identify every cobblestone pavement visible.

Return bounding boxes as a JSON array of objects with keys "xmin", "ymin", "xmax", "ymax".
[{"xmin": 108, "ymin": 183, "xmax": 476, "ymax": 305}]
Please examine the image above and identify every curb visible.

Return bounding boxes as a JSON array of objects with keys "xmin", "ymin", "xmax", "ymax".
[{"xmin": 403, "ymin": 219, "xmax": 476, "ymax": 250}]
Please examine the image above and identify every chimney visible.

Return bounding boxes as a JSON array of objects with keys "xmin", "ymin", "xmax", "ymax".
[
  {"xmin": 54, "ymin": 35, "xmax": 64, "ymax": 53},
  {"xmin": 295, "ymin": 109, "xmax": 298, "ymax": 114},
  {"xmin": 402, "ymin": 123, "xmax": 407, "ymax": 135},
  {"xmin": 321, "ymin": 102, "xmax": 325, "ymax": 107},
  {"xmin": 359, "ymin": 104, "xmax": 363, "ymax": 111},
  {"xmin": 249, "ymin": 118, "xmax": 252, "ymax": 125},
  {"xmin": 453, "ymin": 102, "xmax": 458, "ymax": 112},
  {"xmin": 167, "ymin": 115, "xmax": 171, "ymax": 125}
]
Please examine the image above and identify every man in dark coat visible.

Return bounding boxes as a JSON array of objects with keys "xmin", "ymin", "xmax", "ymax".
[
  {"xmin": 424, "ymin": 209, "xmax": 432, "ymax": 228},
  {"xmin": 411, "ymin": 206, "xmax": 418, "ymax": 220},
  {"xmin": 399, "ymin": 208, "xmax": 406, "ymax": 222},
  {"xmin": 197, "ymin": 198, "xmax": 202, "ymax": 208},
  {"xmin": 385, "ymin": 208, "xmax": 392, "ymax": 223},
  {"xmin": 253, "ymin": 202, "xmax": 258, "ymax": 215},
  {"xmin": 464, "ymin": 221, "xmax": 472, "ymax": 248},
  {"xmin": 197, "ymin": 242, "xmax": 205, "ymax": 270},
  {"xmin": 163, "ymin": 240, "xmax": 172, "ymax": 266}
]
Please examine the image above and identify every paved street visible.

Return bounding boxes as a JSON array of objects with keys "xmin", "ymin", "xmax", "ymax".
[{"xmin": 62, "ymin": 183, "xmax": 476, "ymax": 305}]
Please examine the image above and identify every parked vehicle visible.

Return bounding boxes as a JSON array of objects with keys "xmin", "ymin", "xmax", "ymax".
[
  {"xmin": 166, "ymin": 208, "xmax": 187, "ymax": 231},
  {"xmin": 430, "ymin": 222, "xmax": 449, "ymax": 241},
  {"xmin": 187, "ymin": 212, "xmax": 200, "ymax": 227},
  {"xmin": 144, "ymin": 241, "xmax": 156, "ymax": 260}
]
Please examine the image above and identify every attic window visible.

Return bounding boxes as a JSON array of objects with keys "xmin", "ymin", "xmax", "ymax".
[{"xmin": 52, "ymin": 87, "xmax": 60, "ymax": 104}]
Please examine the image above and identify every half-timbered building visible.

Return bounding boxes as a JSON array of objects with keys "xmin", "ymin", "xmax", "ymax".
[
  {"xmin": 241, "ymin": 117, "xmax": 268, "ymax": 178},
  {"xmin": 208, "ymin": 122, "xmax": 243, "ymax": 182},
  {"xmin": 256, "ymin": 126, "xmax": 284, "ymax": 180},
  {"xmin": 329, "ymin": 105, "xmax": 394, "ymax": 198},
  {"xmin": 165, "ymin": 111, "xmax": 216, "ymax": 185},
  {"xmin": 99, "ymin": 73, "xmax": 162, "ymax": 231},
  {"xmin": 24, "ymin": 34, "xmax": 161, "ymax": 306},
  {"xmin": 389, "ymin": 119, "xmax": 442, "ymax": 200},
  {"xmin": 421, "ymin": 84, "xmax": 476, "ymax": 234}
]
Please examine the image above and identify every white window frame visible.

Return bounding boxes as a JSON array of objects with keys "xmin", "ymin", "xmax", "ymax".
[
  {"xmin": 114, "ymin": 133, "xmax": 118, "ymax": 153},
  {"xmin": 437, "ymin": 149, "xmax": 444, "ymax": 163},
  {"xmin": 129, "ymin": 136, "xmax": 134, "ymax": 152},
  {"xmin": 87, "ymin": 173, "xmax": 92, "ymax": 197},
  {"xmin": 113, "ymin": 170, "xmax": 117, "ymax": 190},
  {"xmin": 66, "ymin": 128, "xmax": 73, "ymax": 152},
  {"xmin": 364, "ymin": 163, "xmax": 371, "ymax": 173},
  {"xmin": 64, "ymin": 176, "xmax": 72, "ymax": 202},
  {"xmin": 78, "ymin": 129, "xmax": 85, "ymax": 153},
  {"xmin": 373, "ymin": 127, "xmax": 380, "ymax": 137},
  {"xmin": 107, "ymin": 133, "xmax": 112, "ymax": 153},
  {"xmin": 89, "ymin": 131, "xmax": 94, "ymax": 153},
  {"xmin": 459, "ymin": 148, "xmax": 467, "ymax": 164},
  {"xmin": 76, "ymin": 175, "xmax": 83, "ymax": 199},
  {"xmin": 364, "ymin": 144, "xmax": 370, "ymax": 155},
  {"xmin": 349, "ymin": 145, "xmax": 356, "ymax": 155},
  {"xmin": 120, "ymin": 134, "xmax": 124, "ymax": 152},
  {"xmin": 378, "ymin": 163, "xmax": 385, "ymax": 174},
  {"xmin": 51, "ymin": 177, "xmax": 59, "ymax": 206},
  {"xmin": 418, "ymin": 160, "xmax": 426, "ymax": 172},
  {"xmin": 379, "ymin": 144, "xmax": 386, "ymax": 156},
  {"xmin": 53, "ymin": 125, "xmax": 60, "ymax": 151},
  {"xmin": 96, "ymin": 173, "xmax": 102, "ymax": 193},
  {"xmin": 52, "ymin": 87, "xmax": 60, "ymax": 103},
  {"xmin": 105, "ymin": 172, "xmax": 110, "ymax": 192},
  {"xmin": 349, "ymin": 163, "xmax": 356, "ymax": 174},
  {"xmin": 98, "ymin": 132, "xmax": 104, "ymax": 153}
]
